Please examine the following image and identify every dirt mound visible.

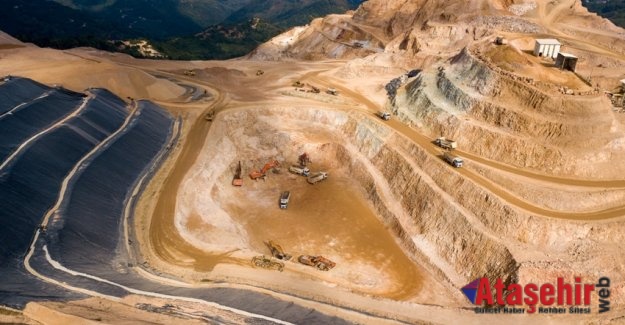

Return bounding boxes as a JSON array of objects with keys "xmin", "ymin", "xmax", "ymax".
[
  {"xmin": 0, "ymin": 31, "xmax": 23, "ymax": 45},
  {"xmin": 0, "ymin": 45, "xmax": 185, "ymax": 101},
  {"xmin": 250, "ymin": 0, "xmax": 625, "ymax": 62}
]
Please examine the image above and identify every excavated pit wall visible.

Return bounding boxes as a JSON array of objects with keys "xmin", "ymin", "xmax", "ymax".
[
  {"xmin": 393, "ymin": 73, "xmax": 563, "ymax": 171},
  {"xmin": 393, "ymin": 48, "xmax": 625, "ymax": 178},
  {"xmin": 204, "ymin": 107, "xmax": 518, "ymax": 293},
  {"xmin": 384, "ymin": 126, "xmax": 625, "ymax": 310},
  {"xmin": 186, "ymin": 106, "xmax": 625, "ymax": 309}
]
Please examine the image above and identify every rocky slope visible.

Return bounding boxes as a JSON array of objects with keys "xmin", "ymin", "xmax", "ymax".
[{"xmin": 166, "ymin": 105, "xmax": 624, "ymax": 314}]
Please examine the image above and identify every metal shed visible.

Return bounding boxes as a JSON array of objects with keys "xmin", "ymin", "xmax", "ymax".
[
  {"xmin": 555, "ymin": 52, "xmax": 578, "ymax": 72},
  {"xmin": 534, "ymin": 39, "xmax": 561, "ymax": 58}
]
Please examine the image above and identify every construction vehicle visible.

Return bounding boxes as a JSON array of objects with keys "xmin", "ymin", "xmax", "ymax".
[
  {"xmin": 183, "ymin": 70, "xmax": 196, "ymax": 76},
  {"xmin": 292, "ymin": 80, "xmax": 304, "ymax": 88},
  {"xmin": 251, "ymin": 255, "xmax": 284, "ymax": 272},
  {"xmin": 307, "ymin": 172, "xmax": 328, "ymax": 185},
  {"xmin": 298, "ymin": 153, "xmax": 311, "ymax": 166},
  {"xmin": 495, "ymin": 36, "xmax": 508, "ymax": 45},
  {"xmin": 289, "ymin": 165, "xmax": 310, "ymax": 176},
  {"xmin": 205, "ymin": 110, "xmax": 215, "ymax": 121},
  {"xmin": 434, "ymin": 137, "xmax": 457, "ymax": 150},
  {"xmin": 232, "ymin": 161, "xmax": 243, "ymax": 186},
  {"xmin": 266, "ymin": 241, "xmax": 292, "ymax": 260},
  {"xmin": 249, "ymin": 160, "xmax": 280, "ymax": 180},
  {"xmin": 326, "ymin": 88, "xmax": 339, "ymax": 96},
  {"xmin": 298, "ymin": 255, "xmax": 336, "ymax": 271},
  {"xmin": 256, "ymin": 69, "xmax": 264, "ymax": 76},
  {"xmin": 377, "ymin": 111, "xmax": 391, "ymax": 120},
  {"xmin": 279, "ymin": 191, "xmax": 291, "ymax": 209},
  {"xmin": 310, "ymin": 86, "xmax": 321, "ymax": 94},
  {"xmin": 443, "ymin": 152, "xmax": 464, "ymax": 168}
]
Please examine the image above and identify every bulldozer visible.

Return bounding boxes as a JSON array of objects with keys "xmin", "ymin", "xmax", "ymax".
[
  {"xmin": 298, "ymin": 255, "xmax": 336, "ymax": 271},
  {"xmin": 232, "ymin": 161, "xmax": 243, "ymax": 186},
  {"xmin": 266, "ymin": 241, "xmax": 292, "ymax": 261},
  {"xmin": 251, "ymin": 255, "xmax": 284, "ymax": 272},
  {"xmin": 249, "ymin": 160, "xmax": 280, "ymax": 180}
]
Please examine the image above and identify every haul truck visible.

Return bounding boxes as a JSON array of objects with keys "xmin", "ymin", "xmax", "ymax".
[
  {"xmin": 280, "ymin": 191, "xmax": 291, "ymax": 209},
  {"xmin": 443, "ymin": 152, "xmax": 464, "ymax": 168},
  {"xmin": 377, "ymin": 111, "xmax": 391, "ymax": 120},
  {"xmin": 434, "ymin": 137, "xmax": 457, "ymax": 150},
  {"xmin": 307, "ymin": 172, "xmax": 328, "ymax": 184}
]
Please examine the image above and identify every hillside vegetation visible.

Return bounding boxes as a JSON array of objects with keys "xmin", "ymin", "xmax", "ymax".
[
  {"xmin": 583, "ymin": 0, "xmax": 625, "ymax": 27},
  {"xmin": 0, "ymin": 0, "xmax": 363, "ymax": 59}
]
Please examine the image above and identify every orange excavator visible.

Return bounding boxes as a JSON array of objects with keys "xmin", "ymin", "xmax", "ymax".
[
  {"xmin": 249, "ymin": 160, "xmax": 280, "ymax": 180},
  {"xmin": 232, "ymin": 161, "xmax": 243, "ymax": 186}
]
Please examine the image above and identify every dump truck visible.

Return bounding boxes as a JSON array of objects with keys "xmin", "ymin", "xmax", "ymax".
[
  {"xmin": 310, "ymin": 86, "xmax": 321, "ymax": 94},
  {"xmin": 443, "ymin": 152, "xmax": 464, "ymax": 168},
  {"xmin": 377, "ymin": 111, "xmax": 391, "ymax": 120},
  {"xmin": 326, "ymin": 88, "xmax": 339, "ymax": 96},
  {"xmin": 183, "ymin": 70, "xmax": 196, "ymax": 76},
  {"xmin": 434, "ymin": 137, "xmax": 457, "ymax": 150},
  {"xmin": 279, "ymin": 191, "xmax": 291, "ymax": 209},
  {"xmin": 307, "ymin": 172, "xmax": 328, "ymax": 184},
  {"xmin": 232, "ymin": 161, "xmax": 243, "ymax": 186},
  {"xmin": 298, "ymin": 255, "xmax": 336, "ymax": 271},
  {"xmin": 289, "ymin": 165, "xmax": 310, "ymax": 176},
  {"xmin": 266, "ymin": 241, "xmax": 292, "ymax": 260},
  {"xmin": 249, "ymin": 160, "xmax": 280, "ymax": 180},
  {"xmin": 251, "ymin": 255, "xmax": 284, "ymax": 272}
]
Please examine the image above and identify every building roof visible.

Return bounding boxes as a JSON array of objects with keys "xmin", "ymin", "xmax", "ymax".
[
  {"xmin": 558, "ymin": 52, "xmax": 577, "ymax": 58},
  {"xmin": 535, "ymin": 38, "xmax": 561, "ymax": 45}
]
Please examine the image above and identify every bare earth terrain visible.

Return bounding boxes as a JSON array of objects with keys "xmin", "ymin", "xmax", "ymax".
[{"xmin": 2, "ymin": 0, "xmax": 625, "ymax": 323}]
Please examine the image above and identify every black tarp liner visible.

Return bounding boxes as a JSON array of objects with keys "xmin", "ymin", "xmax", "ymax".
[
  {"xmin": 0, "ymin": 86, "xmax": 128, "ymax": 306},
  {"xmin": 0, "ymin": 80, "xmax": 352, "ymax": 324},
  {"xmin": 0, "ymin": 89, "xmax": 84, "ymax": 163},
  {"xmin": 0, "ymin": 77, "xmax": 51, "ymax": 115}
]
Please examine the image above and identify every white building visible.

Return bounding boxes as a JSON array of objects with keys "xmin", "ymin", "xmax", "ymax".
[{"xmin": 533, "ymin": 39, "xmax": 561, "ymax": 59}]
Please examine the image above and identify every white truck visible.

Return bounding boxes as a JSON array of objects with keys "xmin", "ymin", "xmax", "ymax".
[
  {"xmin": 288, "ymin": 165, "xmax": 310, "ymax": 176},
  {"xmin": 307, "ymin": 172, "xmax": 328, "ymax": 184},
  {"xmin": 443, "ymin": 152, "xmax": 464, "ymax": 168},
  {"xmin": 280, "ymin": 191, "xmax": 291, "ymax": 209},
  {"xmin": 434, "ymin": 137, "xmax": 457, "ymax": 150},
  {"xmin": 377, "ymin": 111, "xmax": 391, "ymax": 121}
]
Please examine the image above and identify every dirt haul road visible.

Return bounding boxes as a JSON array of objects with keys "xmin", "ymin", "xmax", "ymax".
[{"xmin": 305, "ymin": 73, "xmax": 625, "ymax": 220}]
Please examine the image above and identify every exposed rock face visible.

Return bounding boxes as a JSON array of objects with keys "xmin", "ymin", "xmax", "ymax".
[
  {"xmin": 249, "ymin": 0, "xmax": 619, "ymax": 61},
  {"xmin": 180, "ymin": 106, "xmax": 624, "ymax": 311},
  {"xmin": 393, "ymin": 48, "xmax": 625, "ymax": 178}
]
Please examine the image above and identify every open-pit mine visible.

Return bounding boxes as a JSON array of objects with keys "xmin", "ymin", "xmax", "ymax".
[{"xmin": 1, "ymin": 0, "xmax": 625, "ymax": 324}]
